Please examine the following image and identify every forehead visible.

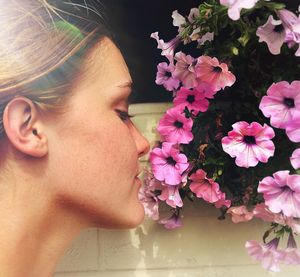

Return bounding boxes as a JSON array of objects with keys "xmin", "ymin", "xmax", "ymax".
[{"xmin": 83, "ymin": 38, "xmax": 132, "ymax": 92}]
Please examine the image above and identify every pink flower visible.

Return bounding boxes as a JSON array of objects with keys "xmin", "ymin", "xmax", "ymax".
[
  {"xmin": 245, "ymin": 238, "xmax": 284, "ymax": 272},
  {"xmin": 253, "ymin": 203, "xmax": 285, "ymax": 225},
  {"xmin": 221, "ymin": 121, "xmax": 275, "ymax": 168},
  {"xmin": 159, "ymin": 213, "xmax": 182, "ymax": 229},
  {"xmin": 256, "ymin": 15, "xmax": 286, "ymax": 55},
  {"xmin": 158, "ymin": 185, "xmax": 183, "ymax": 208},
  {"xmin": 150, "ymin": 32, "xmax": 180, "ymax": 61},
  {"xmin": 290, "ymin": 148, "xmax": 300, "ymax": 170},
  {"xmin": 157, "ymin": 106, "xmax": 194, "ymax": 144},
  {"xmin": 258, "ymin": 171, "xmax": 300, "ymax": 218},
  {"xmin": 138, "ymin": 184, "xmax": 159, "ymax": 220},
  {"xmin": 174, "ymin": 52, "xmax": 199, "ymax": 88},
  {"xmin": 220, "ymin": 0, "xmax": 259, "ymax": 21},
  {"xmin": 282, "ymin": 233, "xmax": 300, "ymax": 265},
  {"xmin": 259, "ymin": 81, "xmax": 300, "ymax": 129},
  {"xmin": 155, "ymin": 62, "xmax": 180, "ymax": 91},
  {"xmin": 286, "ymin": 112, "xmax": 300, "ymax": 142},
  {"xmin": 173, "ymin": 87, "xmax": 209, "ymax": 115},
  {"xmin": 190, "ymin": 169, "xmax": 222, "ymax": 203},
  {"xmin": 195, "ymin": 56, "xmax": 236, "ymax": 91},
  {"xmin": 227, "ymin": 205, "xmax": 253, "ymax": 223},
  {"xmin": 150, "ymin": 142, "xmax": 189, "ymax": 186}
]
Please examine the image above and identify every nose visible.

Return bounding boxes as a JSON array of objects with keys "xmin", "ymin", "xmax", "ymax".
[{"xmin": 132, "ymin": 124, "xmax": 150, "ymax": 158}]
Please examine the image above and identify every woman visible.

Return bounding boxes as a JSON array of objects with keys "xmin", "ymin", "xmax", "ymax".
[{"xmin": 0, "ymin": 0, "xmax": 150, "ymax": 276}]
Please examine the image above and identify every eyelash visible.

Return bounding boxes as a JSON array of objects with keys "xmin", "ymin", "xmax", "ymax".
[{"xmin": 116, "ymin": 109, "xmax": 134, "ymax": 122}]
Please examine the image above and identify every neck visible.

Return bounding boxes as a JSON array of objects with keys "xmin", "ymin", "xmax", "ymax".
[{"xmin": 0, "ymin": 181, "xmax": 87, "ymax": 277}]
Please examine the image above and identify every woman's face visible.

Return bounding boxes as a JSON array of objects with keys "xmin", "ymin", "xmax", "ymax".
[{"xmin": 46, "ymin": 38, "xmax": 149, "ymax": 228}]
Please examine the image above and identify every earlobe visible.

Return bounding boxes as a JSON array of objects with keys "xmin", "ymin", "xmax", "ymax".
[{"xmin": 2, "ymin": 97, "xmax": 48, "ymax": 158}]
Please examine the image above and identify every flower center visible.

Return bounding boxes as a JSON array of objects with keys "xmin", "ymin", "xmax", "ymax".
[
  {"xmin": 212, "ymin": 66, "xmax": 222, "ymax": 73},
  {"xmin": 273, "ymin": 24, "xmax": 284, "ymax": 33},
  {"xmin": 173, "ymin": 120, "xmax": 183, "ymax": 128},
  {"xmin": 243, "ymin": 135, "xmax": 256, "ymax": 144},
  {"xmin": 187, "ymin": 95, "xmax": 195, "ymax": 103},
  {"xmin": 191, "ymin": 60, "xmax": 197, "ymax": 67},
  {"xmin": 284, "ymin": 97, "xmax": 295, "ymax": 108},
  {"xmin": 166, "ymin": 157, "xmax": 177, "ymax": 166},
  {"xmin": 165, "ymin": 71, "xmax": 172, "ymax": 78}
]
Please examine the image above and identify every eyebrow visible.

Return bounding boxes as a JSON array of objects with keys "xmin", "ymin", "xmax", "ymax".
[
  {"xmin": 117, "ymin": 81, "xmax": 133, "ymax": 90},
  {"xmin": 114, "ymin": 81, "xmax": 134, "ymax": 105}
]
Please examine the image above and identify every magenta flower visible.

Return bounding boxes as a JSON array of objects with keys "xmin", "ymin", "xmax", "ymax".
[
  {"xmin": 190, "ymin": 169, "xmax": 222, "ymax": 203},
  {"xmin": 174, "ymin": 51, "xmax": 199, "ymax": 88},
  {"xmin": 220, "ymin": 0, "xmax": 259, "ymax": 21},
  {"xmin": 259, "ymin": 81, "xmax": 300, "ymax": 129},
  {"xmin": 150, "ymin": 142, "xmax": 189, "ymax": 186},
  {"xmin": 173, "ymin": 87, "xmax": 209, "ymax": 115},
  {"xmin": 286, "ymin": 112, "xmax": 300, "ymax": 142},
  {"xmin": 195, "ymin": 56, "xmax": 236, "ymax": 91},
  {"xmin": 158, "ymin": 185, "xmax": 183, "ymax": 208},
  {"xmin": 150, "ymin": 32, "xmax": 180, "ymax": 61},
  {"xmin": 290, "ymin": 148, "xmax": 300, "ymax": 170},
  {"xmin": 245, "ymin": 238, "xmax": 284, "ymax": 272},
  {"xmin": 221, "ymin": 121, "xmax": 275, "ymax": 168},
  {"xmin": 256, "ymin": 15, "xmax": 286, "ymax": 55},
  {"xmin": 227, "ymin": 205, "xmax": 253, "ymax": 223},
  {"xmin": 157, "ymin": 106, "xmax": 194, "ymax": 144},
  {"xmin": 258, "ymin": 170, "xmax": 300, "ymax": 218},
  {"xmin": 155, "ymin": 62, "xmax": 180, "ymax": 91},
  {"xmin": 158, "ymin": 213, "xmax": 182, "ymax": 229}
]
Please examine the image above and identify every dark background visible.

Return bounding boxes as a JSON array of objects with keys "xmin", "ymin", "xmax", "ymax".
[{"xmin": 100, "ymin": 0, "xmax": 299, "ymax": 103}]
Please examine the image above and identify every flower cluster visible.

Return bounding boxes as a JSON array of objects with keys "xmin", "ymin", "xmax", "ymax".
[{"xmin": 140, "ymin": 0, "xmax": 300, "ymax": 272}]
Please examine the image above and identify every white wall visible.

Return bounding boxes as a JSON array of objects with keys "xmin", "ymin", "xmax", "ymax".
[{"xmin": 54, "ymin": 103, "xmax": 300, "ymax": 277}]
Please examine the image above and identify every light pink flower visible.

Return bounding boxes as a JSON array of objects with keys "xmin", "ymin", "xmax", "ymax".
[
  {"xmin": 155, "ymin": 62, "xmax": 180, "ymax": 91},
  {"xmin": 220, "ymin": 0, "xmax": 259, "ymax": 21},
  {"xmin": 196, "ymin": 82, "xmax": 218, "ymax": 99},
  {"xmin": 138, "ymin": 185, "xmax": 159, "ymax": 220},
  {"xmin": 196, "ymin": 56, "xmax": 236, "ymax": 91},
  {"xmin": 256, "ymin": 15, "xmax": 286, "ymax": 55},
  {"xmin": 214, "ymin": 193, "xmax": 231, "ymax": 208},
  {"xmin": 197, "ymin": 32, "xmax": 214, "ymax": 46},
  {"xmin": 190, "ymin": 169, "xmax": 222, "ymax": 203},
  {"xmin": 258, "ymin": 170, "xmax": 300, "ymax": 218},
  {"xmin": 150, "ymin": 142, "xmax": 189, "ymax": 186},
  {"xmin": 290, "ymin": 148, "xmax": 300, "ymax": 169},
  {"xmin": 172, "ymin": 10, "xmax": 186, "ymax": 33},
  {"xmin": 187, "ymin": 8, "xmax": 200, "ymax": 23},
  {"xmin": 159, "ymin": 213, "xmax": 182, "ymax": 229},
  {"xmin": 221, "ymin": 121, "xmax": 275, "ymax": 168},
  {"xmin": 245, "ymin": 238, "xmax": 284, "ymax": 272},
  {"xmin": 227, "ymin": 205, "xmax": 253, "ymax": 223},
  {"xmin": 282, "ymin": 233, "xmax": 300, "ymax": 265},
  {"xmin": 174, "ymin": 52, "xmax": 199, "ymax": 88},
  {"xmin": 286, "ymin": 109, "xmax": 300, "ymax": 142},
  {"xmin": 158, "ymin": 185, "xmax": 183, "ymax": 208},
  {"xmin": 157, "ymin": 106, "xmax": 194, "ymax": 144},
  {"xmin": 259, "ymin": 81, "xmax": 300, "ymax": 129},
  {"xmin": 150, "ymin": 32, "xmax": 180, "ymax": 61},
  {"xmin": 173, "ymin": 87, "xmax": 209, "ymax": 115}
]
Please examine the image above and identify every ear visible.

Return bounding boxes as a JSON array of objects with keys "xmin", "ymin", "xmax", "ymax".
[{"xmin": 2, "ymin": 97, "xmax": 48, "ymax": 157}]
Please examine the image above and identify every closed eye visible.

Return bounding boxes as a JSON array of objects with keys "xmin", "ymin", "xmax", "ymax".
[{"xmin": 116, "ymin": 109, "xmax": 134, "ymax": 122}]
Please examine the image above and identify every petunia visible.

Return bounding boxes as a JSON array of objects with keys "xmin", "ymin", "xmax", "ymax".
[
  {"xmin": 197, "ymin": 31, "xmax": 214, "ymax": 46},
  {"xmin": 245, "ymin": 238, "xmax": 284, "ymax": 272},
  {"xmin": 259, "ymin": 81, "xmax": 300, "ymax": 129},
  {"xmin": 158, "ymin": 213, "xmax": 182, "ymax": 229},
  {"xmin": 256, "ymin": 15, "xmax": 286, "ymax": 55},
  {"xmin": 187, "ymin": 8, "xmax": 200, "ymax": 23},
  {"xmin": 282, "ymin": 233, "xmax": 300, "ymax": 265},
  {"xmin": 195, "ymin": 55, "xmax": 236, "ymax": 91},
  {"xmin": 174, "ymin": 51, "xmax": 199, "ymax": 88},
  {"xmin": 227, "ymin": 205, "xmax": 253, "ymax": 223},
  {"xmin": 157, "ymin": 106, "xmax": 194, "ymax": 144},
  {"xmin": 286, "ymin": 112, "xmax": 300, "ymax": 142},
  {"xmin": 221, "ymin": 121, "xmax": 275, "ymax": 168},
  {"xmin": 290, "ymin": 148, "xmax": 300, "ymax": 169},
  {"xmin": 172, "ymin": 10, "xmax": 186, "ymax": 33},
  {"xmin": 220, "ymin": 0, "xmax": 259, "ymax": 21},
  {"xmin": 155, "ymin": 62, "xmax": 180, "ymax": 91},
  {"xmin": 257, "ymin": 170, "xmax": 300, "ymax": 218},
  {"xmin": 150, "ymin": 32, "xmax": 180, "ymax": 61},
  {"xmin": 173, "ymin": 87, "xmax": 209, "ymax": 115},
  {"xmin": 150, "ymin": 142, "xmax": 189, "ymax": 186},
  {"xmin": 196, "ymin": 81, "xmax": 218, "ymax": 99},
  {"xmin": 158, "ymin": 185, "xmax": 183, "ymax": 208},
  {"xmin": 138, "ymin": 184, "xmax": 159, "ymax": 220},
  {"xmin": 214, "ymin": 192, "xmax": 231, "ymax": 208},
  {"xmin": 190, "ymin": 169, "xmax": 222, "ymax": 203}
]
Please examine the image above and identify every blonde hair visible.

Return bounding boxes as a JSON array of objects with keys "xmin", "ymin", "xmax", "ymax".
[{"xmin": 0, "ymin": 0, "xmax": 110, "ymax": 136}]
